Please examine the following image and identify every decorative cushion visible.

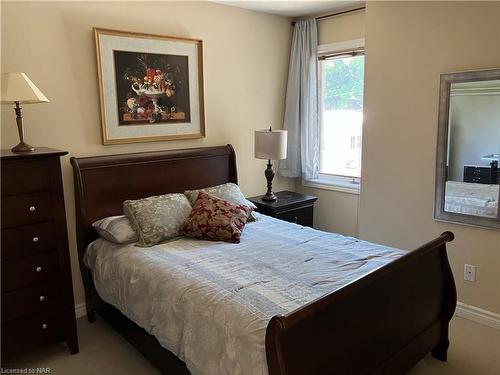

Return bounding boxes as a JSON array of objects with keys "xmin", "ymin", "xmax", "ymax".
[
  {"xmin": 92, "ymin": 215, "xmax": 138, "ymax": 244},
  {"xmin": 181, "ymin": 192, "xmax": 251, "ymax": 243},
  {"xmin": 124, "ymin": 193, "xmax": 192, "ymax": 247},
  {"xmin": 184, "ymin": 183, "xmax": 256, "ymax": 219}
]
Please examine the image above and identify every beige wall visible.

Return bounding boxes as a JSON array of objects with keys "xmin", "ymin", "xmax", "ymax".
[
  {"xmin": 298, "ymin": 186, "xmax": 359, "ymax": 236},
  {"xmin": 361, "ymin": 1, "xmax": 500, "ymax": 313},
  {"xmin": 1, "ymin": 1, "xmax": 293, "ymax": 306},
  {"xmin": 297, "ymin": 9, "xmax": 365, "ymax": 237}
]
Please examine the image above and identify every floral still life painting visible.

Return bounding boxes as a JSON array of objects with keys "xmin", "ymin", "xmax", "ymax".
[
  {"xmin": 95, "ymin": 28, "xmax": 205, "ymax": 145},
  {"xmin": 114, "ymin": 51, "xmax": 190, "ymax": 125}
]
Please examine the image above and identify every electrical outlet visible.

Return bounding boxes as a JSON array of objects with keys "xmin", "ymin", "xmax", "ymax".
[{"xmin": 464, "ymin": 264, "xmax": 476, "ymax": 282}]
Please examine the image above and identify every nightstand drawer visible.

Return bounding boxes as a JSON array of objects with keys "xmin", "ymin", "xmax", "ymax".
[
  {"xmin": 2, "ymin": 280, "xmax": 62, "ymax": 322},
  {"xmin": 275, "ymin": 206, "xmax": 314, "ymax": 227},
  {"xmin": 248, "ymin": 191, "xmax": 317, "ymax": 228},
  {"xmin": 1, "ymin": 221, "xmax": 56, "ymax": 260},
  {"xmin": 1, "ymin": 192, "xmax": 53, "ymax": 228},
  {"xmin": 1, "ymin": 159, "xmax": 50, "ymax": 196},
  {"xmin": 1, "ymin": 252, "xmax": 59, "ymax": 292},
  {"xmin": 1, "ymin": 308, "xmax": 65, "ymax": 358}
]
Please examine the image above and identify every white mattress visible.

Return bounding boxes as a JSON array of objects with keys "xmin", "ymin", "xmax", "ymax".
[
  {"xmin": 445, "ymin": 181, "xmax": 499, "ymax": 218},
  {"xmin": 84, "ymin": 213, "xmax": 405, "ymax": 375}
]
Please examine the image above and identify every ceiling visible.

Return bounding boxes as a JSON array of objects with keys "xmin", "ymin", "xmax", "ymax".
[{"xmin": 213, "ymin": 1, "xmax": 365, "ymax": 18}]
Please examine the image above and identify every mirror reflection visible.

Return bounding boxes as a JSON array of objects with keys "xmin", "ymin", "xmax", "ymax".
[{"xmin": 445, "ymin": 79, "xmax": 500, "ymax": 219}]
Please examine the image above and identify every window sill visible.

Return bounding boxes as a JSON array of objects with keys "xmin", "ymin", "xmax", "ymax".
[{"xmin": 302, "ymin": 177, "xmax": 360, "ymax": 195}]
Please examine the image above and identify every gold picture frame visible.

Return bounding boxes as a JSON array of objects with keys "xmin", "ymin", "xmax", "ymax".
[{"xmin": 94, "ymin": 28, "xmax": 205, "ymax": 145}]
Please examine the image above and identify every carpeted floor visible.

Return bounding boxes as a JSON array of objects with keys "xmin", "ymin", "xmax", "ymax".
[{"xmin": 2, "ymin": 315, "xmax": 499, "ymax": 374}]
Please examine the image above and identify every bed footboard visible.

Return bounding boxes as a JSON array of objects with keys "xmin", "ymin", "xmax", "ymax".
[{"xmin": 265, "ymin": 232, "xmax": 456, "ymax": 375}]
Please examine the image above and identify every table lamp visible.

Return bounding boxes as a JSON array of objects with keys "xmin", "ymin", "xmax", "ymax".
[
  {"xmin": 1, "ymin": 72, "xmax": 49, "ymax": 153},
  {"xmin": 254, "ymin": 127, "xmax": 287, "ymax": 201}
]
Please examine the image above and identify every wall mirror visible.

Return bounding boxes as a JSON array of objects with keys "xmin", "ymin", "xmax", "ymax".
[{"xmin": 435, "ymin": 68, "xmax": 500, "ymax": 230}]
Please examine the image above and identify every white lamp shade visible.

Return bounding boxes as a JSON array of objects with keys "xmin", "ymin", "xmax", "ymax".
[
  {"xmin": 1, "ymin": 72, "xmax": 49, "ymax": 104},
  {"xmin": 254, "ymin": 129, "xmax": 287, "ymax": 160}
]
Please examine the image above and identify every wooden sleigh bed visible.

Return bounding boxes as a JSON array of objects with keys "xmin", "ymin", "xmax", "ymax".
[{"xmin": 70, "ymin": 144, "xmax": 457, "ymax": 375}]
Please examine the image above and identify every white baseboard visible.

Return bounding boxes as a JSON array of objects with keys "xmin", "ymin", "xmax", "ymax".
[
  {"xmin": 75, "ymin": 302, "xmax": 87, "ymax": 319},
  {"xmin": 455, "ymin": 301, "xmax": 500, "ymax": 330}
]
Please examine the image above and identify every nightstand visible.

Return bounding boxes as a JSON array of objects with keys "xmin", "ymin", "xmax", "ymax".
[{"xmin": 247, "ymin": 190, "xmax": 318, "ymax": 228}]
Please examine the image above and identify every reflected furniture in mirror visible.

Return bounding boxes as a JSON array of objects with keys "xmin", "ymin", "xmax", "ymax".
[{"xmin": 435, "ymin": 68, "xmax": 500, "ymax": 229}]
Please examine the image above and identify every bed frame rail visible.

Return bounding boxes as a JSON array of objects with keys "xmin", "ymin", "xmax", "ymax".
[{"xmin": 266, "ymin": 231, "xmax": 456, "ymax": 375}]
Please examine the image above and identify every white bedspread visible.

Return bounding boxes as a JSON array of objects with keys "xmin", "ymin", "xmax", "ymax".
[
  {"xmin": 445, "ymin": 181, "xmax": 499, "ymax": 218},
  {"xmin": 84, "ymin": 214, "xmax": 404, "ymax": 375}
]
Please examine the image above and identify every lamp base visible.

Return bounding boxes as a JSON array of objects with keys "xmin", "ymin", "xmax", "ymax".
[
  {"xmin": 261, "ymin": 159, "xmax": 277, "ymax": 202},
  {"xmin": 11, "ymin": 102, "xmax": 35, "ymax": 153},
  {"xmin": 261, "ymin": 192, "xmax": 277, "ymax": 202},
  {"xmin": 11, "ymin": 141, "xmax": 35, "ymax": 153}
]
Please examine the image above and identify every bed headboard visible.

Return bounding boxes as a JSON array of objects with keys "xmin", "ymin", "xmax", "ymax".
[{"xmin": 70, "ymin": 145, "xmax": 237, "ymax": 260}]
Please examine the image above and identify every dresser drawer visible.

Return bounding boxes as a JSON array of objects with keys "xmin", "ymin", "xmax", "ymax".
[
  {"xmin": 275, "ymin": 206, "xmax": 314, "ymax": 227},
  {"xmin": 1, "ymin": 192, "xmax": 53, "ymax": 228},
  {"xmin": 2, "ymin": 280, "xmax": 61, "ymax": 322},
  {"xmin": 1, "ymin": 159, "xmax": 50, "ymax": 196},
  {"xmin": 1, "ymin": 222, "xmax": 56, "ymax": 260},
  {"xmin": 1, "ymin": 308, "xmax": 65, "ymax": 358},
  {"xmin": 1, "ymin": 252, "xmax": 59, "ymax": 292}
]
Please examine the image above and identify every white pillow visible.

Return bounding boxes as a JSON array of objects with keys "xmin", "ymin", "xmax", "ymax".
[
  {"xmin": 92, "ymin": 215, "xmax": 138, "ymax": 244},
  {"xmin": 245, "ymin": 199, "xmax": 258, "ymax": 210}
]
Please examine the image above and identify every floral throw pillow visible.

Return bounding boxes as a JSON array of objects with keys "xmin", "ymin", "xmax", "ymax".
[
  {"xmin": 124, "ymin": 193, "xmax": 192, "ymax": 247},
  {"xmin": 184, "ymin": 182, "xmax": 256, "ymax": 221},
  {"xmin": 181, "ymin": 192, "xmax": 251, "ymax": 243}
]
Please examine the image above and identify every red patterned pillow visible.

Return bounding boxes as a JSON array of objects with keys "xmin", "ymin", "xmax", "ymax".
[{"xmin": 181, "ymin": 192, "xmax": 251, "ymax": 243}]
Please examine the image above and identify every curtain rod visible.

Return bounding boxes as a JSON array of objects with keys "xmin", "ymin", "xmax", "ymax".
[{"xmin": 291, "ymin": 6, "xmax": 366, "ymax": 25}]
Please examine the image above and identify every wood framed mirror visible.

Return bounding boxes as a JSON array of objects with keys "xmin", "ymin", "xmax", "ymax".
[{"xmin": 434, "ymin": 68, "xmax": 500, "ymax": 230}]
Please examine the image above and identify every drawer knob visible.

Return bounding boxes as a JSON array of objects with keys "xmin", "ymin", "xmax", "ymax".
[
  {"xmin": 29, "ymin": 205, "xmax": 36, "ymax": 212},
  {"xmin": 42, "ymin": 323, "xmax": 48, "ymax": 330},
  {"xmin": 39, "ymin": 295, "xmax": 45, "ymax": 302},
  {"xmin": 36, "ymin": 266, "xmax": 42, "ymax": 272},
  {"xmin": 32, "ymin": 236, "xmax": 39, "ymax": 243}
]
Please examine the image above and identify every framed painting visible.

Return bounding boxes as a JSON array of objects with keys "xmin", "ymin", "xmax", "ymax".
[{"xmin": 94, "ymin": 28, "xmax": 205, "ymax": 144}]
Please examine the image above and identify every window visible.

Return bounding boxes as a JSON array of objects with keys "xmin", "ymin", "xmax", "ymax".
[{"xmin": 306, "ymin": 40, "xmax": 365, "ymax": 193}]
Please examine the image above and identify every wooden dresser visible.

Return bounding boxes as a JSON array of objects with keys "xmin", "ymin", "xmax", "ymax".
[
  {"xmin": 463, "ymin": 164, "xmax": 499, "ymax": 184},
  {"xmin": 1, "ymin": 148, "xmax": 78, "ymax": 358}
]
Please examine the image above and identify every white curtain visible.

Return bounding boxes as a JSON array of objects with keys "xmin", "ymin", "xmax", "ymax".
[{"xmin": 279, "ymin": 19, "xmax": 319, "ymax": 180}]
